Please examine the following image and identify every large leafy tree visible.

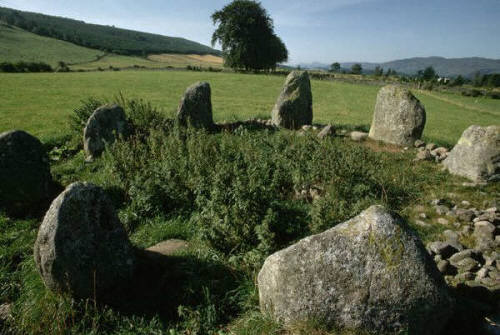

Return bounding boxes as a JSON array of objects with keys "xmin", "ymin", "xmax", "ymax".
[{"xmin": 211, "ymin": 0, "xmax": 288, "ymax": 71}]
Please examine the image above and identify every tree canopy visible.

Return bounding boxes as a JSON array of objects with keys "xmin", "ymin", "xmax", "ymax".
[
  {"xmin": 351, "ymin": 63, "xmax": 362, "ymax": 75},
  {"xmin": 211, "ymin": 0, "xmax": 288, "ymax": 71}
]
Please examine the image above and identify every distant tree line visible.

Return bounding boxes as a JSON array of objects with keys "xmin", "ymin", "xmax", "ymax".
[
  {"xmin": 0, "ymin": 61, "xmax": 52, "ymax": 73},
  {"xmin": 0, "ymin": 6, "xmax": 219, "ymax": 56}
]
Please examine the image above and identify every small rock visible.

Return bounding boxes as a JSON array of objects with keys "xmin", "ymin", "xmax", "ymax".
[
  {"xmin": 415, "ymin": 150, "xmax": 432, "ymax": 161},
  {"xmin": 302, "ymin": 125, "xmax": 312, "ymax": 131},
  {"xmin": 438, "ymin": 218, "xmax": 450, "ymax": 225},
  {"xmin": 461, "ymin": 200, "xmax": 471, "ymax": 208},
  {"xmin": 455, "ymin": 271, "xmax": 475, "ymax": 282},
  {"xmin": 450, "ymin": 249, "xmax": 480, "ymax": 265},
  {"xmin": 453, "ymin": 257, "xmax": 480, "ymax": 273},
  {"xmin": 317, "ymin": 125, "xmax": 335, "ymax": 139},
  {"xmin": 427, "ymin": 241, "xmax": 458, "ymax": 259},
  {"xmin": 431, "ymin": 199, "xmax": 446, "ymax": 206},
  {"xmin": 476, "ymin": 267, "xmax": 489, "ymax": 280},
  {"xmin": 414, "ymin": 139, "xmax": 425, "ymax": 148},
  {"xmin": 146, "ymin": 239, "xmax": 189, "ymax": 256},
  {"xmin": 426, "ymin": 143, "xmax": 437, "ymax": 151},
  {"xmin": 350, "ymin": 131, "xmax": 368, "ymax": 142},
  {"xmin": 437, "ymin": 260, "xmax": 451, "ymax": 274},
  {"xmin": 415, "ymin": 220, "xmax": 430, "ymax": 228},
  {"xmin": 436, "ymin": 205, "xmax": 450, "ymax": 215},
  {"xmin": 0, "ymin": 303, "xmax": 11, "ymax": 323},
  {"xmin": 431, "ymin": 147, "xmax": 448, "ymax": 157},
  {"xmin": 419, "ymin": 213, "xmax": 428, "ymax": 220},
  {"xmin": 456, "ymin": 209, "xmax": 476, "ymax": 222},
  {"xmin": 461, "ymin": 225, "xmax": 472, "ymax": 235}
]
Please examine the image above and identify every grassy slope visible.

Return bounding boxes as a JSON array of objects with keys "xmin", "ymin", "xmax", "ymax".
[
  {"xmin": 1, "ymin": 71, "xmax": 499, "ymax": 143},
  {"xmin": 0, "ymin": 23, "xmax": 103, "ymax": 67},
  {"xmin": 71, "ymin": 53, "xmax": 224, "ymax": 71}
]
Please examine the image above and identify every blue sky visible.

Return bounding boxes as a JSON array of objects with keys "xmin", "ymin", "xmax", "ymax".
[{"xmin": 1, "ymin": 0, "xmax": 499, "ymax": 64}]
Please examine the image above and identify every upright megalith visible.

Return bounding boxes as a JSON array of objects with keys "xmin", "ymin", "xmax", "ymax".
[
  {"xmin": 271, "ymin": 71, "xmax": 312, "ymax": 129},
  {"xmin": 443, "ymin": 125, "xmax": 500, "ymax": 183},
  {"xmin": 83, "ymin": 104, "xmax": 128, "ymax": 160},
  {"xmin": 0, "ymin": 130, "xmax": 51, "ymax": 215},
  {"xmin": 34, "ymin": 182, "xmax": 135, "ymax": 299},
  {"xmin": 258, "ymin": 205, "xmax": 454, "ymax": 334},
  {"xmin": 177, "ymin": 81, "xmax": 214, "ymax": 129},
  {"xmin": 369, "ymin": 85, "xmax": 426, "ymax": 146}
]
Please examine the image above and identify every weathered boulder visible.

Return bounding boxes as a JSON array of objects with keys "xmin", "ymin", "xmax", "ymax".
[
  {"xmin": 258, "ymin": 205, "xmax": 453, "ymax": 334},
  {"xmin": 34, "ymin": 182, "xmax": 135, "ymax": 299},
  {"xmin": 443, "ymin": 125, "xmax": 500, "ymax": 183},
  {"xmin": 368, "ymin": 85, "xmax": 426, "ymax": 146},
  {"xmin": 271, "ymin": 71, "xmax": 312, "ymax": 129},
  {"xmin": 83, "ymin": 105, "xmax": 128, "ymax": 160},
  {"xmin": 177, "ymin": 81, "xmax": 213, "ymax": 128},
  {"xmin": 0, "ymin": 130, "xmax": 51, "ymax": 215}
]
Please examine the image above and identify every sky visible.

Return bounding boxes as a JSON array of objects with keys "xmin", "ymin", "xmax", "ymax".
[{"xmin": 0, "ymin": 0, "xmax": 499, "ymax": 64}]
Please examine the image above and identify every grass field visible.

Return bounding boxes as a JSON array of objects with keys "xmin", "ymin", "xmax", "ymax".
[
  {"xmin": 0, "ymin": 23, "xmax": 103, "ymax": 67},
  {"xmin": 0, "ymin": 70, "xmax": 498, "ymax": 144}
]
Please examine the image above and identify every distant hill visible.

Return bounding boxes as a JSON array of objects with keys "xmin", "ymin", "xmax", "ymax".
[
  {"xmin": 0, "ymin": 6, "xmax": 220, "ymax": 56},
  {"xmin": 0, "ymin": 22, "xmax": 103, "ymax": 67},
  {"xmin": 298, "ymin": 57, "xmax": 500, "ymax": 78}
]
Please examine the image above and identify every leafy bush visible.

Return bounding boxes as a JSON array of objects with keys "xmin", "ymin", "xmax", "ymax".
[{"xmin": 0, "ymin": 61, "xmax": 53, "ymax": 73}]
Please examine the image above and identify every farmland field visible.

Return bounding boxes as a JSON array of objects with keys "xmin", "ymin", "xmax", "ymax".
[{"xmin": 0, "ymin": 70, "xmax": 498, "ymax": 144}]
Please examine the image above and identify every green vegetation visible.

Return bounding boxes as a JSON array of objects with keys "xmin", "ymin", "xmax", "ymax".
[
  {"xmin": 0, "ymin": 6, "xmax": 219, "ymax": 56},
  {"xmin": 0, "ymin": 23, "xmax": 103, "ymax": 67},
  {"xmin": 1, "ymin": 71, "xmax": 499, "ymax": 145},
  {"xmin": 211, "ymin": 0, "xmax": 288, "ymax": 70},
  {"xmin": 1, "ymin": 82, "xmax": 499, "ymax": 334}
]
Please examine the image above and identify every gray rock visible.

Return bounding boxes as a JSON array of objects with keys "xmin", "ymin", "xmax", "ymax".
[
  {"xmin": 0, "ymin": 130, "xmax": 51, "ymax": 215},
  {"xmin": 427, "ymin": 241, "xmax": 459, "ymax": 259},
  {"xmin": 450, "ymin": 250, "xmax": 480, "ymax": 267},
  {"xmin": 437, "ymin": 260, "xmax": 453, "ymax": 275},
  {"xmin": 474, "ymin": 221, "xmax": 497, "ymax": 251},
  {"xmin": 456, "ymin": 271, "xmax": 475, "ymax": 282},
  {"xmin": 454, "ymin": 257, "xmax": 480, "ymax": 273},
  {"xmin": 34, "ymin": 182, "xmax": 135, "ymax": 299},
  {"xmin": 443, "ymin": 230, "xmax": 464, "ymax": 251},
  {"xmin": 83, "ymin": 105, "xmax": 128, "ymax": 160},
  {"xmin": 0, "ymin": 303, "xmax": 11, "ymax": 324},
  {"xmin": 443, "ymin": 125, "xmax": 500, "ymax": 183},
  {"xmin": 271, "ymin": 71, "xmax": 312, "ymax": 129},
  {"xmin": 350, "ymin": 131, "xmax": 368, "ymax": 142},
  {"xmin": 436, "ymin": 205, "xmax": 450, "ymax": 215},
  {"xmin": 431, "ymin": 199, "xmax": 446, "ymax": 206},
  {"xmin": 438, "ymin": 218, "xmax": 450, "ymax": 226},
  {"xmin": 415, "ymin": 149, "xmax": 432, "ymax": 161},
  {"xmin": 456, "ymin": 209, "xmax": 476, "ymax": 222},
  {"xmin": 414, "ymin": 139, "xmax": 425, "ymax": 148},
  {"xmin": 368, "ymin": 85, "xmax": 426, "ymax": 146},
  {"xmin": 258, "ymin": 205, "xmax": 453, "ymax": 334},
  {"xmin": 177, "ymin": 82, "xmax": 214, "ymax": 129},
  {"xmin": 146, "ymin": 239, "xmax": 189, "ymax": 256},
  {"xmin": 317, "ymin": 125, "xmax": 335, "ymax": 139},
  {"xmin": 426, "ymin": 143, "xmax": 437, "ymax": 151}
]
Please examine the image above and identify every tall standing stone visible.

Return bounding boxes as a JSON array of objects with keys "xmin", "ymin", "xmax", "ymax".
[
  {"xmin": 0, "ymin": 130, "xmax": 51, "ymax": 216},
  {"xmin": 83, "ymin": 104, "xmax": 128, "ymax": 160},
  {"xmin": 443, "ymin": 125, "xmax": 500, "ymax": 183},
  {"xmin": 34, "ymin": 182, "xmax": 135, "ymax": 299},
  {"xmin": 258, "ymin": 205, "xmax": 454, "ymax": 334},
  {"xmin": 271, "ymin": 71, "xmax": 313, "ymax": 129},
  {"xmin": 177, "ymin": 81, "xmax": 214, "ymax": 129},
  {"xmin": 369, "ymin": 85, "xmax": 426, "ymax": 146}
]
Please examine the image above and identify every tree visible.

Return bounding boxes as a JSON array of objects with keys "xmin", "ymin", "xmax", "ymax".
[
  {"xmin": 451, "ymin": 75, "xmax": 464, "ymax": 87},
  {"xmin": 211, "ymin": 0, "xmax": 288, "ymax": 71},
  {"xmin": 330, "ymin": 62, "xmax": 341, "ymax": 73},
  {"xmin": 422, "ymin": 66, "xmax": 437, "ymax": 81},
  {"xmin": 374, "ymin": 66, "xmax": 383, "ymax": 77},
  {"xmin": 351, "ymin": 63, "xmax": 362, "ymax": 75}
]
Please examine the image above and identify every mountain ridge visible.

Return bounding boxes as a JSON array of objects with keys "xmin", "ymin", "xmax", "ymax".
[{"xmin": 297, "ymin": 56, "xmax": 500, "ymax": 78}]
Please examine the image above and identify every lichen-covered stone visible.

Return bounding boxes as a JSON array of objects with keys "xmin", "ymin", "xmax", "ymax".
[
  {"xmin": 83, "ymin": 105, "xmax": 128, "ymax": 160},
  {"xmin": 0, "ymin": 130, "xmax": 51, "ymax": 215},
  {"xmin": 177, "ymin": 81, "xmax": 213, "ymax": 128},
  {"xmin": 34, "ymin": 182, "xmax": 135, "ymax": 299},
  {"xmin": 271, "ymin": 71, "xmax": 312, "ymax": 129},
  {"xmin": 258, "ymin": 205, "xmax": 453, "ymax": 334},
  {"xmin": 443, "ymin": 125, "xmax": 500, "ymax": 183},
  {"xmin": 369, "ymin": 85, "xmax": 426, "ymax": 146}
]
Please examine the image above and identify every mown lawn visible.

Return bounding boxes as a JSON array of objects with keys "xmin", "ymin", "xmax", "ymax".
[{"xmin": 1, "ymin": 70, "xmax": 498, "ymax": 145}]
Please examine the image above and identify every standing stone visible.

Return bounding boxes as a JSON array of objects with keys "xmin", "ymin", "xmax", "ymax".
[
  {"xmin": 177, "ymin": 81, "xmax": 213, "ymax": 129},
  {"xmin": 443, "ymin": 125, "xmax": 500, "ymax": 183},
  {"xmin": 258, "ymin": 205, "xmax": 453, "ymax": 334},
  {"xmin": 271, "ymin": 71, "xmax": 313, "ymax": 129},
  {"xmin": 0, "ymin": 130, "xmax": 51, "ymax": 215},
  {"xmin": 34, "ymin": 182, "xmax": 135, "ymax": 299},
  {"xmin": 83, "ymin": 105, "xmax": 128, "ymax": 160},
  {"xmin": 369, "ymin": 85, "xmax": 426, "ymax": 146}
]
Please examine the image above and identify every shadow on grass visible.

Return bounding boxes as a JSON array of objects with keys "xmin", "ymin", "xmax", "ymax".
[{"xmin": 103, "ymin": 248, "xmax": 243, "ymax": 326}]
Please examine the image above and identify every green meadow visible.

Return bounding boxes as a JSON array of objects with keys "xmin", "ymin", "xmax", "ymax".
[{"xmin": 1, "ymin": 70, "xmax": 498, "ymax": 145}]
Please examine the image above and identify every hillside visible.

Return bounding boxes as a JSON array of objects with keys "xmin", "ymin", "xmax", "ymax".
[
  {"xmin": 0, "ymin": 6, "xmax": 219, "ymax": 56},
  {"xmin": 0, "ymin": 22, "xmax": 103, "ymax": 67},
  {"xmin": 299, "ymin": 57, "xmax": 500, "ymax": 78}
]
